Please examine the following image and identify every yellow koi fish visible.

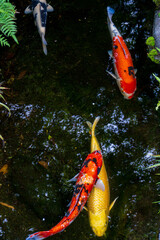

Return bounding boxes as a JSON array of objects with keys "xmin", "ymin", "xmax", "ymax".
[{"xmin": 86, "ymin": 116, "xmax": 117, "ymax": 236}]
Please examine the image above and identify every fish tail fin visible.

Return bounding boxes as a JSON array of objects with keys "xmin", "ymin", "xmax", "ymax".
[
  {"xmin": 26, "ymin": 230, "xmax": 51, "ymax": 240},
  {"xmin": 41, "ymin": 34, "xmax": 47, "ymax": 55},
  {"xmin": 86, "ymin": 117, "xmax": 100, "ymax": 137},
  {"xmin": 107, "ymin": 6, "xmax": 115, "ymax": 22},
  {"xmin": 86, "ymin": 120, "xmax": 92, "ymax": 133},
  {"xmin": 42, "ymin": 43, "xmax": 47, "ymax": 55},
  {"xmin": 91, "ymin": 116, "xmax": 100, "ymax": 137},
  {"xmin": 42, "ymin": 34, "xmax": 47, "ymax": 46}
]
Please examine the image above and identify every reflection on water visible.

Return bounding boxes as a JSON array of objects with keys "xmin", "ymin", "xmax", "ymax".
[{"xmin": 0, "ymin": 0, "xmax": 160, "ymax": 239}]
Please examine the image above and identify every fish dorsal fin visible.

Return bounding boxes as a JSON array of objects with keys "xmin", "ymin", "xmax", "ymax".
[
  {"xmin": 106, "ymin": 70, "xmax": 117, "ymax": 80},
  {"xmin": 47, "ymin": 4, "xmax": 54, "ymax": 12},
  {"xmin": 109, "ymin": 197, "xmax": 118, "ymax": 211},
  {"xmin": 24, "ymin": 6, "xmax": 33, "ymax": 14},
  {"xmin": 94, "ymin": 178, "xmax": 105, "ymax": 191},
  {"xmin": 67, "ymin": 173, "xmax": 79, "ymax": 182},
  {"xmin": 117, "ymin": 36, "xmax": 126, "ymax": 57}
]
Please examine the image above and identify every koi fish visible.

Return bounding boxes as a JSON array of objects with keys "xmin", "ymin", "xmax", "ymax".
[
  {"xmin": 106, "ymin": 7, "xmax": 137, "ymax": 99},
  {"xmin": 24, "ymin": 0, "xmax": 54, "ymax": 55},
  {"xmin": 86, "ymin": 117, "xmax": 117, "ymax": 236},
  {"xmin": 26, "ymin": 150, "xmax": 104, "ymax": 240}
]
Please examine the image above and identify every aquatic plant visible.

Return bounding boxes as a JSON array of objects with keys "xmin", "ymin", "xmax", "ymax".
[
  {"xmin": 146, "ymin": 37, "xmax": 160, "ymax": 64},
  {"xmin": 148, "ymin": 155, "xmax": 160, "ymax": 212},
  {"xmin": 153, "ymin": 0, "xmax": 160, "ymax": 7},
  {"xmin": 153, "ymin": 73, "xmax": 160, "ymax": 110},
  {"xmin": 0, "ymin": 0, "xmax": 18, "ymax": 47},
  {"xmin": 0, "ymin": 83, "xmax": 10, "ymax": 115},
  {"xmin": 146, "ymin": 36, "xmax": 155, "ymax": 47},
  {"xmin": 0, "ymin": 82, "xmax": 10, "ymax": 144}
]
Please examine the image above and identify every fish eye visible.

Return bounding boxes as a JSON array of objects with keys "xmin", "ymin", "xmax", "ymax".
[{"xmin": 114, "ymin": 45, "xmax": 118, "ymax": 49}]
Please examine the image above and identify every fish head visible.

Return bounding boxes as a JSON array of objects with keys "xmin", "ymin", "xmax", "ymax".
[
  {"xmin": 93, "ymin": 150, "xmax": 102, "ymax": 168},
  {"xmin": 88, "ymin": 209, "xmax": 109, "ymax": 237},
  {"xmin": 84, "ymin": 150, "xmax": 102, "ymax": 173},
  {"xmin": 118, "ymin": 75, "xmax": 136, "ymax": 100},
  {"xmin": 121, "ymin": 82, "xmax": 136, "ymax": 99},
  {"xmin": 123, "ymin": 92, "xmax": 134, "ymax": 100}
]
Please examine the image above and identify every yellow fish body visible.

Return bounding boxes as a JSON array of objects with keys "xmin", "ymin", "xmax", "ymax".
[{"xmin": 86, "ymin": 117, "xmax": 116, "ymax": 237}]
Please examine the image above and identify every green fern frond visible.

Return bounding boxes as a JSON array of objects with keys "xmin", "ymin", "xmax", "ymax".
[
  {"xmin": 0, "ymin": 34, "xmax": 10, "ymax": 46},
  {"xmin": 0, "ymin": 0, "xmax": 18, "ymax": 47}
]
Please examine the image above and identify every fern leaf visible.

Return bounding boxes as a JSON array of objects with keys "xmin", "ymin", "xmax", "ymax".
[
  {"xmin": 0, "ymin": 34, "xmax": 10, "ymax": 46},
  {"xmin": 0, "ymin": 0, "xmax": 18, "ymax": 46}
]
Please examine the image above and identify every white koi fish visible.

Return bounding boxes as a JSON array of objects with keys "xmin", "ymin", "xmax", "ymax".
[{"xmin": 24, "ymin": 0, "xmax": 54, "ymax": 55}]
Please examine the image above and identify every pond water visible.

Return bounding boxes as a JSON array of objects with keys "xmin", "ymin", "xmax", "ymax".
[{"xmin": 0, "ymin": 0, "xmax": 160, "ymax": 239}]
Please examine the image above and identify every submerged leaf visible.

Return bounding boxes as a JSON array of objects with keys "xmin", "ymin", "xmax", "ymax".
[
  {"xmin": 0, "ymin": 164, "xmax": 8, "ymax": 175},
  {"xmin": 0, "ymin": 134, "xmax": 4, "ymax": 141},
  {"xmin": 146, "ymin": 36, "xmax": 155, "ymax": 47},
  {"xmin": 0, "ymin": 102, "xmax": 11, "ymax": 116},
  {"xmin": 147, "ymin": 163, "xmax": 160, "ymax": 168},
  {"xmin": 0, "ymin": 202, "xmax": 14, "ymax": 209},
  {"xmin": 156, "ymin": 101, "xmax": 160, "ymax": 110},
  {"xmin": 153, "ymin": 74, "xmax": 160, "ymax": 84},
  {"xmin": 38, "ymin": 161, "xmax": 48, "ymax": 169}
]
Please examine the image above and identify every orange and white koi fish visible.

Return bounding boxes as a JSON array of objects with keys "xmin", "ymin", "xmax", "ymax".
[
  {"xmin": 26, "ymin": 150, "xmax": 104, "ymax": 240},
  {"xmin": 106, "ymin": 6, "xmax": 137, "ymax": 99}
]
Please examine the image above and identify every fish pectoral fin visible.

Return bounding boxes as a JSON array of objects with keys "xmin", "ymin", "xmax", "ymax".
[
  {"xmin": 67, "ymin": 173, "xmax": 79, "ymax": 182},
  {"xmin": 134, "ymin": 69, "xmax": 137, "ymax": 75},
  {"xmin": 24, "ymin": 6, "xmax": 32, "ymax": 14},
  {"xmin": 83, "ymin": 206, "xmax": 88, "ymax": 211},
  {"xmin": 109, "ymin": 197, "xmax": 118, "ymax": 211},
  {"xmin": 47, "ymin": 4, "xmax": 54, "ymax": 12},
  {"xmin": 108, "ymin": 50, "xmax": 113, "ymax": 58},
  {"xmin": 94, "ymin": 178, "xmax": 105, "ymax": 191},
  {"xmin": 106, "ymin": 70, "xmax": 117, "ymax": 80}
]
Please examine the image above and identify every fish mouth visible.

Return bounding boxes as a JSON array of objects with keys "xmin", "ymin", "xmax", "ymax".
[
  {"xmin": 124, "ymin": 94, "xmax": 134, "ymax": 99},
  {"xmin": 122, "ymin": 90, "xmax": 135, "ymax": 100},
  {"xmin": 92, "ymin": 225, "xmax": 108, "ymax": 237}
]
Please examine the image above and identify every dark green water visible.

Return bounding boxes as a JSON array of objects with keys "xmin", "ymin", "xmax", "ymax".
[{"xmin": 0, "ymin": 0, "xmax": 160, "ymax": 239}]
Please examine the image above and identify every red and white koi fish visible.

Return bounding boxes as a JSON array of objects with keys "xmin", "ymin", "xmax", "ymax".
[
  {"xmin": 26, "ymin": 150, "xmax": 104, "ymax": 240},
  {"xmin": 106, "ymin": 6, "xmax": 137, "ymax": 99}
]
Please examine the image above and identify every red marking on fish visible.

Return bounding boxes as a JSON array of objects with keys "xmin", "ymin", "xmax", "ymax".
[{"xmin": 113, "ymin": 36, "xmax": 137, "ymax": 98}]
